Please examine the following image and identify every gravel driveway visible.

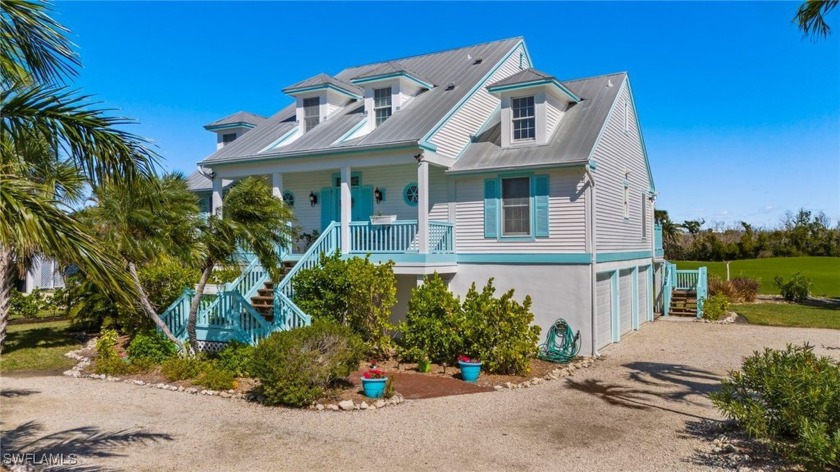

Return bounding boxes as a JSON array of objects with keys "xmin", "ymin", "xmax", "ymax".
[{"xmin": 2, "ymin": 319, "xmax": 838, "ymax": 472}]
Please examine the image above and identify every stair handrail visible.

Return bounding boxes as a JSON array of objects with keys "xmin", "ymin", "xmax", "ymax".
[
  {"xmin": 159, "ymin": 287, "xmax": 194, "ymax": 340},
  {"xmin": 224, "ymin": 290, "xmax": 275, "ymax": 345},
  {"xmin": 695, "ymin": 266, "xmax": 708, "ymax": 318}
]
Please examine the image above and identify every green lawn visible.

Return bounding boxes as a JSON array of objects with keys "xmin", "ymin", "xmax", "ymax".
[
  {"xmin": 674, "ymin": 257, "xmax": 840, "ymax": 298},
  {"xmin": 734, "ymin": 302, "xmax": 840, "ymax": 330},
  {"xmin": 0, "ymin": 320, "xmax": 84, "ymax": 372}
]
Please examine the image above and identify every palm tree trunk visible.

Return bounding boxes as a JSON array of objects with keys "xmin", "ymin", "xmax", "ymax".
[
  {"xmin": 0, "ymin": 245, "xmax": 12, "ymax": 355},
  {"xmin": 187, "ymin": 260, "xmax": 214, "ymax": 354},
  {"xmin": 127, "ymin": 261, "xmax": 185, "ymax": 352}
]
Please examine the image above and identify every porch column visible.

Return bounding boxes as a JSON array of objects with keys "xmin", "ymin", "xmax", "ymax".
[
  {"xmin": 211, "ymin": 176, "xmax": 223, "ymax": 215},
  {"xmin": 340, "ymin": 166, "xmax": 351, "ymax": 252},
  {"xmin": 271, "ymin": 173, "xmax": 284, "ymax": 200},
  {"xmin": 417, "ymin": 160, "xmax": 429, "ymax": 254}
]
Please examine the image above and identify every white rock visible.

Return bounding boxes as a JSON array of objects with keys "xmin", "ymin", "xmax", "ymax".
[
  {"xmin": 338, "ymin": 400, "xmax": 355, "ymax": 411},
  {"xmin": 504, "ymin": 382, "xmax": 514, "ymax": 389},
  {"xmin": 133, "ymin": 380, "xmax": 145, "ymax": 386},
  {"xmin": 494, "ymin": 385, "xmax": 504, "ymax": 391},
  {"xmin": 186, "ymin": 387, "xmax": 198, "ymax": 394},
  {"xmin": 220, "ymin": 392, "xmax": 231, "ymax": 398},
  {"xmin": 327, "ymin": 404, "xmax": 339, "ymax": 411},
  {"xmin": 374, "ymin": 399, "xmax": 386, "ymax": 408},
  {"xmin": 178, "ymin": 386, "xmax": 184, "ymax": 392},
  {"xmin": 360, "ymin": 402, "xmax": 368, "ymax": 410},
  {"xmin": 200, "ymin": 390, "xmax": 209, "ymax": 395},
  {"xmin": 316, "ymin": 404, "xmax": 324, "ymax": 411}
]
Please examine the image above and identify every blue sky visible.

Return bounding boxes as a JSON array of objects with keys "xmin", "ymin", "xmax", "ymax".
[{"xmin": 55, "ymin": 1, "xmax": 839, "ymax": 228}]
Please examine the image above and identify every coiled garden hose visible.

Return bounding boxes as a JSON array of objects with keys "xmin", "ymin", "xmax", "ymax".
[{"xmin": 538, "ymin": 318, "xmax": 581, "ymax": 363}]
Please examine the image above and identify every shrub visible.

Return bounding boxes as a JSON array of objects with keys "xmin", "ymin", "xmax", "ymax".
[
  {"xmin": 194, "ymin": 362, "xmax": 237, "ymax": 390},
  {"xmin": 161, "ymin": 357, "xmax": 204, "ymax": 382},
  {"xmin": 214, "ymin": 341, "xmax": 255, "ymax": 377},
  {"xmin": 93, "ymin": 329, "xmax": 134, "ymax": 375},
  {"xmin": 294, "ymin": 251, "xmax": 396, "ymax": 356},
  {"xmin": 10, "ymin": 288, "xmax": 47, "ymax": 319},
  {"xmin": 730, "ymin": 276, "xmax": 760, "ymax": 303},
  {"xmin": 774, "ymin": 272, "xmax": 812, "ymax": 302},
  {"xmin": 461, "ymin": 279, "xmax": 541, "ymax": 375},
  {"xmin": 711, "ymin": 344, "xmax": 840, "ymax": 470},
  {"xmin": 702, "ymin": 294, "xmax": 730, "ymax": 321},
  {"xmin": 708, "ymin": 276, "xmax": 736, "ymax": 300},
  {"xmin": 251, "ymin": 322, "xmax": 364, "ymax": 407},
  {"xmin": 138, "ymin": 256, "xmax": 199, "ymax": 312},
  {"xmin": 398, "ymin": 273, "xmax": 464, "ymax": 367},
  {"xmin": 126, "ymin": 330, "xmax": 178, "ymax": 364}
]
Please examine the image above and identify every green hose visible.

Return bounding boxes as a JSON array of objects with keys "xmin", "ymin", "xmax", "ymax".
[{"xmin": 538, "ymin": 318, "xmax": 581, "ymax": 363}]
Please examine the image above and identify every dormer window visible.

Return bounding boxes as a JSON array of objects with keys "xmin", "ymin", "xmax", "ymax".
[
  {"xmin": 512, "ymin": 96, "xmax": 535, "ymax": 142},
  {"xmin": 303, "ymin": 97, "xmax": 320, "ymax": 132},
  {"xmin": 374, "ymin": 87, "xmax": 392, "ymax": 126},
  {"xmin": 222, "ymin": 133, "xmax": 237, "ymax": 144}
]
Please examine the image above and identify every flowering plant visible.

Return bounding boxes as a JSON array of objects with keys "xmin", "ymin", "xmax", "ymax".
[
  {"xmin": 457, "ymin": 355, "xmax": 480, "ymax": 364},
  {"xmin": 369, "ymin": 359, "xmax": 378, "ymax": 369},
  {"xmin": 362, "ymin": 368, "xmax": 387, "ymax": 379}
]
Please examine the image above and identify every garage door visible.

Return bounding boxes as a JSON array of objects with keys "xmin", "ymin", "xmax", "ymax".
[
  {"xmin": 596, "ymin": 272, "xmax": 613, "ymax": 349},
  {"xmin": 619, "ymin": 269, "xmax": 634, "ymax": 335},
  {"xmin": 639, "ymin": 266, "xmax": 649, "ymax": 324}
]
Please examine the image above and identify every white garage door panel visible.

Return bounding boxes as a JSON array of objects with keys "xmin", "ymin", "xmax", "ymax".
[
  {"xmin": 639, "ymin": 267, "xmax": 649, "ymax": 324},
  {"xmin": 619, "ymin": 269, "xmax": 633, "ymax": 336},
  {"xmin": 596, "ymin": 273, "xmax": 612, "ymax": 349}
]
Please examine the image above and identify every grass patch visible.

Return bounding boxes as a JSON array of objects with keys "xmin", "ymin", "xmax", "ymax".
[
  {"xmin": 0, "ymin": 320, "xmax": 84, "ymax": 372},
  {"xmin": 734, "ymin": 302, "xmax": 840, "ymax": 330},
  {"xmin": 674, "ymin": 257, "xmax": 840, "ymax": 297},
  {"xmin": 9, "ymin": 309, "xmax": 67, "ymax": 321}
]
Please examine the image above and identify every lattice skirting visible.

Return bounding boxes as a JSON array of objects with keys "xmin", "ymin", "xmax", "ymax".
[{"xmin": 195, "ymin": 340, "xmax": 228, "ymax": 353}]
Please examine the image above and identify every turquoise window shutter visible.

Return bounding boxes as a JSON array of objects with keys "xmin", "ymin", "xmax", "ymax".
[
  {"xmin": 483, "ymin": 179, "xmax": 499, "ymax": 238},
  {"xmin": 534, "ymin": 175, "xmax": 549, "ymax": 238},
  {"xmin": 320, "ymin": 187, "xmax": 333, "ymax": 230},
  {"xmin": 359, "ymin": 185, "xmax": 373, "ymax": 220}
]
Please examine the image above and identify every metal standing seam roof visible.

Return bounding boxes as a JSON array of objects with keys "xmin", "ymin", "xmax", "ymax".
[
  {"xmin": 350, "ymin": 61, "xmax": 435, "ymax": 87},
  {"xmin": 203, "ymin": 111, "xmax": 267, "ymax": 130},
  {"xmin": 186, "ymin": 170, "xmax": 213, "ymax": 191},
  {"xmin": 281, "ymin": 73, "xmax": 364, "ymax": 97},
  {"xmin": 449, "ymin": 72, "xmax": 628, "ymax": 174},
  {"xmin": 487, "ymin": 68, "xmax": 556, "ymax": 88},
  {"xmin": 199, "ymin": 37, "xmax": 525, "ymax": 165}
]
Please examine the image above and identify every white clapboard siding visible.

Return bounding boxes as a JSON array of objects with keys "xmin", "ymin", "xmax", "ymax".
[
  {"xmin": 545, "ymin": 93, "xmax": 565, "ymax": 138},
  {"xmin": 454, "ymin": 168, "xmax": 587, "ymax": 253},
  {"xmin": 429, "ymin": 43, "xmax": 530, "ymax": 159},
  {"xmin": 591, "ymin": 80, "xmax": 652, "ymax": 252}
]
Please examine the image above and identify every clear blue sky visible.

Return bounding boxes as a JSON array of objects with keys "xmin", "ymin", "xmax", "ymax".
[{"xmin": 56, "ymin": 1, "xmax": 839, "ymax": 228}]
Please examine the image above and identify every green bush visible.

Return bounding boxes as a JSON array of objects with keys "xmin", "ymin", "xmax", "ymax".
[
  {"xmin": 708, "ymin": 276, "xmax": 736, "ymax": 301},
  {"xmin": 214, "ymin": 341, "xmax": 255, "ymax": 377},
  {"xmin": 293, "ymin": 251, "xmax": 396, "ymax": 356},
  {"xmin": 161, "ymin": 357, "xmax": 204, "ymax": 381},
  {"xmin": 251, "ymin": 322, "xmax": 364, "ymax": 407},
  {"xmin": 398, "ymin": 273, "xmax": 464, "ymax": 367},
  {"xmin": 209, "ymin": 266, "xmax": 241, "ymax": 285},
  {"xmin": 126, "ymin": 330, "xmax": 179, "ymax": 364},
  {"xmin": 702, "ymin": 294, "xmax": 731, "ymax": 321},
  {"xmin": 137, "ymin": 256, "xmax": 198, "ymax": 312},
  {"xmin": 461, "ymin": 279, "xmax": 541, "ymax": 376},
  {"xmin": 774, "ymin": 272, "xmax": 812, "ymax": 302},
  {"xmin": 93, "ymin": 329, "xmax": 135, "ymax": 375},
  {"xmin": 711, "ymin": 344, "xmax": 840, "ymax": 470},
  {"xmin": 730, "ymin": 276, "xmax": 760, "ymax": 303},
  {"xmin": 194, "ymin": 362, "xmax": 237, "ymax": 390},
  {"xmin": 10, "ymin": 288, "xmax": 46, "ymax": 319}
]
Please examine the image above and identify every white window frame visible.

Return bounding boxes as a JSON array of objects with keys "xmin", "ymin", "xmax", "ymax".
[
  {"xmin": 501, "ymin": 176, "xmax": 531, "ymax": 237},
  {"xmin": 374, "ymin": 87, "xmax": 392, "ymax": 127},
  {"xmin": 303, "ymin": 96, "xmax": 320, "ymax": 132},
  {"xmin": 511, "ymin": 95, "xmax": 536, "ymax": 142},
  {"xmin": 624, "ymin": 99, "xmax": 629, "ymax": 133}
]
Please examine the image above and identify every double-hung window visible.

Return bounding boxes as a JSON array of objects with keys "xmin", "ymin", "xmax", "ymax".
[
  {"xmin": 303, "ymin": 97, "xmax": 320, "ymax": 132},
  {"xmin": 374, "ymin": 87, "xmax": 392, "ymax": 126},
  {"xmin": 501, "ymin": 177, "xmax": 531, "ymax": 236},
  {"xmin": 511, "ymin": 96, "xmax": 535, "ymax": 141}
]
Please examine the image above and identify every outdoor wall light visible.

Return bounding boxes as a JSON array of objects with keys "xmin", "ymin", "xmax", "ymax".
[
  {"xmin": 374, "ymin": 187, "xmax": 383, "ymax": 204},
  {"xmin": 309, "ymin": 191, "xmax": 318, "ymax": 206}
]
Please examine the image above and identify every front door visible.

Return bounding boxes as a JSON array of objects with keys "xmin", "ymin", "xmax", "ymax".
[{"xmin": 320, "ymin": 174, "xmax": 373, "ymax": 230}]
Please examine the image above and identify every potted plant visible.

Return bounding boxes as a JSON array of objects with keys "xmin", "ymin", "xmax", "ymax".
[
  {"xmin": 457, "ymin": 355, "xmax": 482, "ymax": 383},
  {"xmin": 361, "ymin": 368, "xmax": 388, "ymax": 398}
]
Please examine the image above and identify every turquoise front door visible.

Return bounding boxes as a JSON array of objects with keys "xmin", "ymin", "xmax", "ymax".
[{"xmin": 320, "ymin": 183, "xmax": 373, "ymax": 230}]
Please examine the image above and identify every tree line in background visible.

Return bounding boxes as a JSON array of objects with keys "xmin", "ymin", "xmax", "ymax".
[{"xmin": 655, "ymin": 209, "xmax": 840, "ymax": 261}]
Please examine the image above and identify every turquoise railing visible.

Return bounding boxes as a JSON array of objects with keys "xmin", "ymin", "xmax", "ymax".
[
  {"xmin": 654, "ymin": 223, "xmax": 664, "ymax": 257},
  {"xmin": 273, "ymin": 222, "xmax": 340, "ymax": 328},
  {"xmin": 674, "ymin": 270, "xmax": 699, "ymax": 290},
  {"xmin": 695, "ymin": 266, "xmax": 708, "ymax": 318},
  {"xmin": 663, "ymin": 263, "xmax": 707, "ymax": 318},
  {"xmin": 196, "ymin": 290, "xmax": 274, "ymax": 345},
  {"xmin": 429, "ymin": 222, "xmax": 455, "ymax": 253},
  {"xmin": 347, "ymin": 220, "xmax": 454, "ymax": 254},
  {"xmin": 160, "ymin": 288, "xmax": 193, "ymax": 340},
  {"xmin": 662, "ymin": 262, "xmax": 675, "ymax": 316}
]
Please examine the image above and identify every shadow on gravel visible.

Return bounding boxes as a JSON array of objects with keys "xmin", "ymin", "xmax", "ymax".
[
  {"xmin": 0, "ymin": 421, "xmax": 174, "ymax": 471},
  {"xmin": 564, "ymin": 362, "xmax": 722, "ymax": 420},
  {"xmin": 0, "ymin": 388, "xmax": 40, "ymax": 398}
]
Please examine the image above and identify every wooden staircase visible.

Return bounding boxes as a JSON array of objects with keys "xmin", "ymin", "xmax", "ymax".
[
  {"xmin": 669, "ymin": 290, "xmax": 698, "ymax": 317},
  {"xmin": 249, "ymin": 260, "xmax": 296, "ymax": 322}
]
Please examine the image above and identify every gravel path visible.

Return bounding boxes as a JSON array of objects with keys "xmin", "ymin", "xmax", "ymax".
[{"xmin": 2, "ymin": 320, "xmax": 838, "ymax": 472}]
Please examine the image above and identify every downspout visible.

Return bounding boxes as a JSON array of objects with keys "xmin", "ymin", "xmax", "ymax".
[{"xmin": 585, "ymin": 166, "xmax": 598, "ymax": 357}]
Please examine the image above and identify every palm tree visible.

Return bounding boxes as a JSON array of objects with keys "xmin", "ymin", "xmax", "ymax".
[
  {"xmin": 80, "ymin": 174, "xmax": 202, "ymax": 351},
  {"xmin": 795, "ymin": 0, "xmax": 838, "ymax": 38},
  {"xmin": 186, "ymin": 177, "xmax": 295, "ymax": 353},
  {"xmin": 0, "ymin": 0, "xmax": 157, "ymax": 353}
]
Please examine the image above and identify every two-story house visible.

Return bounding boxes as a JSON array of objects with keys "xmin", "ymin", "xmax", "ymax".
[{"xmin": 180, "ymin": 37, "xmax": 664, "ymax": 355}]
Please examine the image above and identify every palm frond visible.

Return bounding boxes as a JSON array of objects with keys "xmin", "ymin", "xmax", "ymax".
[
  {"xmin": 1, "ymin": 83, "xmax": 159, "ymax": 185},
  {"xmin": 795, "ymin": 0, "xmax": 839, "ymax": 38},
  {"xmin": 0, "ymin": 0, "xmax": 78, "ymax": 85}
]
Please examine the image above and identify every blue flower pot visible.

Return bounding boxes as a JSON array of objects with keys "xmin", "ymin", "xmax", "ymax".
[
  {"xmin": 458, "ymin": 361, "xmax": 482, "ymax": 383},
  {"xmin": 361, "ymin": 377, "xmax": 387, "ymax": 398}
]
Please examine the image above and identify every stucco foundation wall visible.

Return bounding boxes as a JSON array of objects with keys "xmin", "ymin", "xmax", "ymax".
[{"xmin": 448, "ymin": 264, "xmax": 594, "ymax": 356}]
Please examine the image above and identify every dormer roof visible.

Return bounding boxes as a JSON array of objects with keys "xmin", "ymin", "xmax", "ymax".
[
  {"xmin": 204, "ymin": 111, "xmax": 267, "ymax": 131},
  {"xmin": 282, "ymin": 73, "xmax": 363, "ymax": 99},
  {"xmin": 486, "ymin": 68, "xmax": 581, "ymax": 102},
  {"xmin": 350, "ymin": 61, "xmax": 435, "ymax": 89}
]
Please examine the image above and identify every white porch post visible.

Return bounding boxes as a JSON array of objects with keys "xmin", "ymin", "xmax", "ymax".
[
  {"xmin": 417, "ymin": 160, "xmax": 429, "ymax": 254},
  {"xmin": 271, "ymin": 173, "xmax": 284, "ymax": 200},
  {"xmin": 211, "ymin": 176, "xmax": 223, "ymax": 215},
  {"xmin": 340, "ymin": 166, "xmax": 351, "ymax": 252}
]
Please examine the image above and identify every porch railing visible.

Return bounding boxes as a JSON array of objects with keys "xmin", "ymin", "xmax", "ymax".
[
  {"xmin": 662, "ymin": 263, "xmax": 707, "ymax": 318},
  {"xmin": 347, "ymin": 220, "xmax": 455, "ymax": 254}
]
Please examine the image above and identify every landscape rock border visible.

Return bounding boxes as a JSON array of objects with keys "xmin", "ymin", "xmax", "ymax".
[
  {"xmin": 491, "ymin": 356, "xmax": 598, "ymax": 390},
  {"xmin": 696, "ymin": 311, "xmax": 740, "ymax": 325}
]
